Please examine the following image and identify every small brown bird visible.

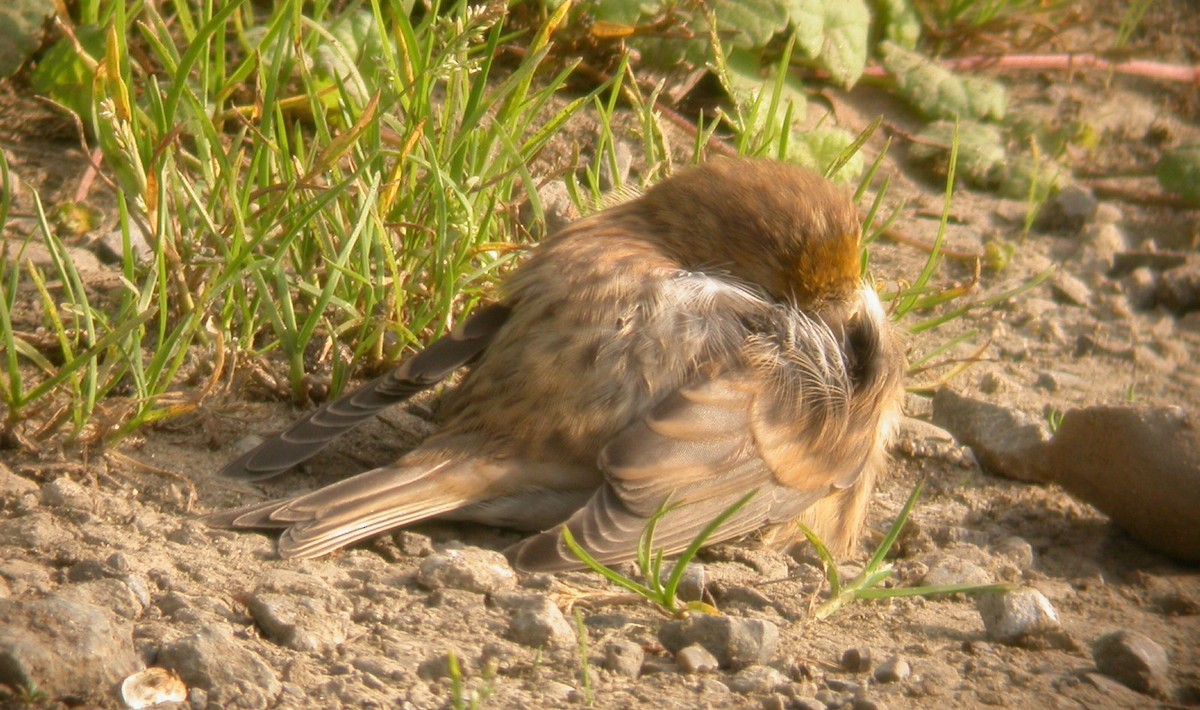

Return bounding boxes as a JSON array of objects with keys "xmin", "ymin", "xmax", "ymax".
[{"xmin": 207, "ymin": 158, "xmax": 905, "ymax": 571}]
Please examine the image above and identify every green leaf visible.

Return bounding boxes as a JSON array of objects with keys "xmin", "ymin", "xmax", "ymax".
[
  {"xmin": 29, "ymin": 26, "xmax": 106, "ymax": 121},
  {"xmin": 713, "ymin": 0, "xmax": 790, "ymax": 49},
  {"xmin": 1157, "ymin": 143, "xmax": 1200, "ymax": 206},
  {"xmin": 872, "ymin": 0, "xmax": 921, "ymax": 49},
  {"xmin": 0, "ymin": 0, "xmax": 55, "ymax": 78},
  {"xmin": 910, "ymin": 119, "xmax": 1005, "ymax": 187},
  {"xmin": 789, "ymin": 126, "xmax": 864, "ymax": 183},
  {"xmin": 785, "ymin": 0, "xmax": 870, "ymax": 87},
  {"xmin": 911, "ymin": 120, "xmax": 1064, "ymax": 199},
  {"xmin": 594, "ymin": 0, "xmax": 660, "ymax": 25},
  {"xmin": 724, "ymin": 47, "xmax": 808, "ymax": 127},
  {"xmin": 879, "ymin": 41, "xmax": 1007, "ymax": 121},
  {"xmin": 314, "ymin": 9, "xmax": 386, "ymax": 100}
]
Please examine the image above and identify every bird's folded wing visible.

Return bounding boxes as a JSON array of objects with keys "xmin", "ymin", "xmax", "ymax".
[
  {"xmin": 219, "ymin": 303, "xmax": 511, "ymax": 481},
  {"xmin": 506, "ymin": 372, "xmax": 870, "ymax": 572}
]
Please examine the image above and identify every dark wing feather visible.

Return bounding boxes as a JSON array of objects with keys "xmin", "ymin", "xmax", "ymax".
[
  {"xmin": 219, "ymin": 303, "xmax": 511, "ymax": 481},
  {"xmin": 505, "ymin": 375, "xmax": 836, "ymax": 572}
]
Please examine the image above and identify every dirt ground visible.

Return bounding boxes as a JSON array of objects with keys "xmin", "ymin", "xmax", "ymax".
[{"xmin": 1, "ymin": 2, "xmax": 1198, "ymax": 708}]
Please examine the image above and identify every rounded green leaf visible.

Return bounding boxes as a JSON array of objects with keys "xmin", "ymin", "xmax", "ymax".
[{"xmin": 1157, "ymin": 144, "xmax": 1200, "ymax": 206}]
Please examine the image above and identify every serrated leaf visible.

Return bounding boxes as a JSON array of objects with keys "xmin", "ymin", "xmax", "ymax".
[
  {"xmin": 873, "ymin": 0, "xmax": 921, "ymax": 49},
  {"xmin": 1157, "ymin": 144, "xmax": 1200, "ymax": 205},
  {"xmin": 911, "ymin": 120, "xmax": 1064, "ymax": 199},
  {"xmin": 712, "ymin": 0, "xmax": 790, "ymax": 49},
  {"xmin": 910, "ymin": 120, "xmax": 1005, "ymax": 186},
  {"xmin": 788, "ymin": 126, "xmax": 864, "ymax": 183},
  {"xmin": 880, "ymin": 41, "xmax": 1007, "ymax": 121},
  {"xmin": 0, "ymin": 0, "xmax": 55, "ymax": 78},
  {"xmin": 995, "ymin": 152, "xmax": 1065, "ymax": 200},
  {"xmin": 785, "ymin": 0, "xmax": 870, "ymax": 87}
]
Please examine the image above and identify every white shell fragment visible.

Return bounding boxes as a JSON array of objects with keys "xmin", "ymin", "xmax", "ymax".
[{"xmin": 120, "ymin": 667, "xmax": 188, "ymax": 709}]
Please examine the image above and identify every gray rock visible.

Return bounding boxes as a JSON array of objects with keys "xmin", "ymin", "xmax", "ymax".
[
  {"xmin": 1080, "ymin": 671, "xmax": 1157, "ymax": 705},
  {"xmin": 726, "ymin": 664, "xmax": 788, "ymax": 694},
  {"xmin": 1037, "ymin": 406, "xmax": 1200, "ymax": 562},
  {"xmin": 242, "ymin": 570, "xmax": 350, "ymax": 652},
  {"xmin": 874, "ymin": 654, "xmax": 911, "ymax": 683},
  {"xmin": 0, "ymin": 596, "xmax": 139, "ymax": 700},
  {"xmin": 0, "ymin": 511, "xmax": 73, "ymax": 549},
  {"xmin": 658, "ymin": 615, "xmax": 779, "ymax": 670},
  {"xmin": 922, "ymin": 555, "xmax": 993, "ymax": 588},
  {"xmin": 352, "ymin": 654, "xmax": 406, "ymax": 683},
  {"xmin": 662, "ymin": 561, "xmax": 706, "ymax": 602},
  {"xmin": 94, "ymin": 222, "xmax": 154, "ymax": 264},
  {"xmin": 978, "ymin": 371, "xmax": 1008, "ymax": 394},
  {"xmin": 247, "ymin": 590, "xmax": 353, "ymax": 654},
  {"xmin": 719, "ymin": 585, "xmax": 774, "ymax": 611},
  {"xmin": 1050, "ymin": 271, "xmax": 1092, "ymax": 307},
  {"xmin": 393, "ymin": 530, "xmax": 435, "ymax": 557},
  {"xmin": 499, "ymin": 594, "xmax": 575, "ymax": 648},
  {"xmin": 911, "ymin": 660, "xmax": 958, "ymax": 697},
  {"xmin": 538, "ymin": 679, "xmax": 575, "ymax": 703},
  {"xmin": 0, "ymin": 558, "xmax": 54, "ymax": 597},
  {"xmin": 416, "ymin": 651, "xmax": 471, "ymax": 681},
  {"xmin": 41, "ymin": 476, "xmax": 92, "ymax": 509},
  {"xmin": 976, "ymin": 588, "xmax": 1063, "ymax": 647},
  {"xmin": 0, "ymin": 462, "xmax": 38, "ymax": 499},
  {"xmin": 825, "ymin": 677, "xmax": 862, "ymax": 694},
  {"xmin": 931, "ymin": 389, "xmax": 1051, "ymax": 482},
  {"xmin": 598, "ymin": 140, "xmax": 634, "ymax": 191},
  {"xmin": 520, "ymin": 180, "xmax": 579, "ymax": 236},
  {"xmin": 1042, "ymin": 183, "xmax": 1098, "ymax": 231},
  {"xmin": 676, "ymin": 643, "xmax": 720, "ymax": 674},
  {"xmin": 852, "ymin": 697, "xmax": 889, "ymax": 710},
  {"xmin": 158, "ymin": 624, "xmax": 281, "ymax": 709},
  {"xmin": 814, "ymin": 688, "xmax": 848, "ymax": 707},
  {"xmin": 841, "ymin": 647, "xmax": 872, "ymax": 673},
  {"xmin": 1121, "ymin": 266, "xmax": 1158, "ymax": 310},
  {"xmin": 1157, "ymin": 263, "xmax": 1200, "ymax": 314},
  {"xmin": 1092, "ymin": 630, "xmax": 1170, "ymax": 697},
  {"xmin": 602, "ymin": 639, "xmax": 644, "ymax": 678},
  {"xmin": 790, "ymin": 697, "xmax": 826, "ymax": 710},
  {"xmin": 58, "ymin": 578, "xmax": 148, "ymax": 620},
  {"xmin": 416, "ymin": 546, "xmax": 516, "ymax": 594},
  {"xmin": 992, "ymin": 536, "xmax": 1035, "ymax": 571},
  {"xmin": 697, "ymin": 677, "xmax": 731, "ymax": 695},
  {"xmin": 1034, "ymin": 370, "xmax": 1085, "ymax": 393},
  {"xmin": 890, "ymin": 417, "xmax": 972, "ymax": 466}
]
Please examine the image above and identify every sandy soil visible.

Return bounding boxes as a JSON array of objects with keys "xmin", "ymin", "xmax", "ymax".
[{"xmin": 0, "ymin": 2, "xmax": 1197, "ymax": 708}]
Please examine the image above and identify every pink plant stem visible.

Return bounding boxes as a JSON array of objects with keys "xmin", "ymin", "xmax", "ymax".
[{"xmin": 867, "ymin": 54, "xmax": 1200, "ymax": 84}]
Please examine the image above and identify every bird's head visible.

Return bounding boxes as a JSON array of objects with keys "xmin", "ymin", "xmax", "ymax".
[{"xmin": 636, "ymin": 158, "xmax": 862, "ymax": 309}]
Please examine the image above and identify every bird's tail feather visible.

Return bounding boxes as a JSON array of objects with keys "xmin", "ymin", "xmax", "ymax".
[
  {"xmin": 219, "ymin": 304, "xmax": 511, "ymax": 481},
  {"xmin": 205, "ymin": 455, "xmax": 511, "ymax": 558}
]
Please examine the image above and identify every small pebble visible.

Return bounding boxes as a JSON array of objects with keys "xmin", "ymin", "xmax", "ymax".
[
  {"xmin": 874, "ymin": 655, "xmax": 911, "ymax": 683},
  {"xmin": 658, "ymin": 615, "xmax": 779, "ymax": 669},
  {"xmin": 841, "ymin": 646, "xmax": 872, "ymax": 673},
  {"xmin": 416, "ymin": 547, "xmax": 516, "ymax": 594},
  {"xmin": 675, "ymin": 644, "xmax": 719, "ymax": 675},
  {"xmin": 602, "ymin": 639, "xmax": 643, "ymax": 678},
  {"xmin": 1092, "ymin": 630, "xmax": 1170, "ymax": 697},
  {"xmin": 976, "ymin": 588, "xmax": 1063, "ymax": 646},
  {"xmin": 497, "ymin": 594, "xmax": 576, "ymax": 648},
  {"xmin": 726, "ymin": 665, "xmax": 788, "ymax": 694}
]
